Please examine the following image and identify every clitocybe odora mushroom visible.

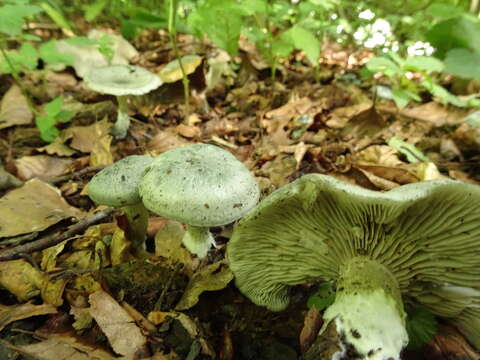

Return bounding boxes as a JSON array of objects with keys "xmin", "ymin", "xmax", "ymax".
[
  {"xmin": 227, "ymin": 174, "xmax": 480, "ymax": 359},
  {"xmin": 88, "ymin": 155, "xmax": 153, "ymax": 250},
  {"xmin": 139, "ymin": 144, "xmax": 260, "ymax": 258},
  {"xmin": 84, "ymin": 65, "xmax": 162, "ymax": 139}
]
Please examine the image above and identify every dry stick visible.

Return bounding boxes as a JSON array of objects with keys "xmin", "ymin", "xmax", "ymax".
[
  {"xmin": 0, "ymin": 208, "xmax": 115, "ymax": 262},
  {"xmin": 46, "ymin": 165, "xmax": 106, "ymax": 185}
]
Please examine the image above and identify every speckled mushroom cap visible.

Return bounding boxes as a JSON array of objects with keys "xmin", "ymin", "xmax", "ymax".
[
  {"xmin": 84, "ymin": 65, "xmax": 162, "ymax": 96},
  {"xmin": 88, "ymin": 155, "xmax": 153, "ymax": 207},
  {"xmin": 139, "ymin": 144, "xmax": 260, "ymax": 227},
  {"xmin": 227, "ymin": 174, "xmax": 480, "ymax": 346}
]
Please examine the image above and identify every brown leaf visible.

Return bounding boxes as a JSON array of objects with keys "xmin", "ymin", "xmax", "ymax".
[
  {"xmin": 64, "ymin": 119, "xmax": 111, "ymax": 154},
  {"xmin": 0, "ymin": 179, "xmax": 84, "ymax": 237},
  {"xmin": 0, "ymin": 85, "xmax": 33, "ymax": 130},
  {"xmin": 176, "ymin": 123, "xmax": 201, "ymax": 138},
  {"xmin": 0, "ymin": 303, "xmax": 57, "ymax": 332},
  {"xmin": 15, "ymin": 155, "xmax": 74, "ymax": 181},
  {"xmin": 147, "ymin": 129, "xmax": 189, "ymax": 154},
  {"xmin": 0, "ymin": 260, "xmax": 44, "ymax": 301},
  {"xmin": 89, "ymin": 290, "xmax": 148, "ymax": 357},
  {"xmin": 299, "ymin": 306, "xmax": 323, "ymax": 354},
  {"xmin": 175, "ymin": 260, "xmax": 234, "ymax": 310},
  {"xmin": 4, "ymin": 333, "xmax": 122, "ymax": 360}
]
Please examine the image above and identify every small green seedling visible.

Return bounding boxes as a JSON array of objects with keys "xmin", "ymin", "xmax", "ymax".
[{"xmin": 35, "ymin": 96, "xmax": 74, "ymax": 143}]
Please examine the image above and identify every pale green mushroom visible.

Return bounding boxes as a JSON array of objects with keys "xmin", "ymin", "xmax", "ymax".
[
  {"xmin": 227, "ymin": 174, "xmax": 480, "ymax": 359},
  {"xmin": 139, "ymin": 144, "xmax": 260, "ymax": 258},
  {"xmin": 84, "ymin": 65, "xmax": 162, "ymax": 139},
  {"xmin": 88, "ymin": 155, "xmax": 153, "ymax": 249}
]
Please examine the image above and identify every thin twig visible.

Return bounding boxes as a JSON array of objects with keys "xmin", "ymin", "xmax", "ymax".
[
  {"xmin": 0, "ymin": 208, "xmax": 115, "ymax": 262},
  {"xmin": 46, "ymin": 165, "xmax": 106, "ymax": 185}
]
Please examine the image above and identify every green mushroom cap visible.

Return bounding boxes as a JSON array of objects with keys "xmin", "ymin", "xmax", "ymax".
[
  {"xmin": 139, "ymin": 144, "xmax": 260, "ymax": 227},
  {"xmin": 84, "ymin": 65, "xmax": 162, "ymax": 96},
  {"xmin": 88, "ymin": 155, "xmax": 154, "ymax": 207},
  {"xmin": 227, "ymin": 174, "xmax": 480, "ymax": 350}
]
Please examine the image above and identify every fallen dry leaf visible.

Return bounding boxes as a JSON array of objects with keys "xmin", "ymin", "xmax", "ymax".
[
  {"xmin": 3, "ymin": 333, "xmax": 123, "ymax": 360},
  {"xmin": 15, "ymin": 155, "xmax": 74, "ymax": 181},
  {"xmin": 147, "ymin": 129, "xmax": 189, "ymax": 154},
  {"xmin": 175, "ymin": 260, "xmax": 234, "ymax": 310},
  {"xmin": 89, "ymin": 290, "xmax": 147, "ymax": 358},
  {"xmin": 0, "ymin": 85, "xmax": 33, "ymax": 130},
  {"xmin": 0, "ymin": 302, "xmax": 57, "ymax": 332},
  {"xmin": 64, "ymin": 119, "xmax": 111, "ymax": 154},
  {"xmin": 0, "ymin": 260, "xmax": 44, "ymax": 301},
  {"xmin": 0, "ymin": 178, "xmax": 84, "ymax": 237},
  {"xmin": 299, "ymin": 306, "xmax": 323, "ymax": 354}
]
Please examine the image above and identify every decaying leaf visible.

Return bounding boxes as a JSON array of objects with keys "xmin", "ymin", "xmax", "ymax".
[
  {"xmin": 64, "ymin": 119, "xmax": 111, "ymax": 154},
  {"xmin": 300, "ymin": 306, "xmax": 323, "ymax": 354},
  {"xmin": 154, "ymin": 220, "xmax": 195, "ymax": 275},
  {"xmin": 15, "ymin": 155, "xmax": 75, "ymax": 181},
  {"xmin": 89, "ymin": 290, "xmax": 148, "ymax": 358},
  {"xmin": 175, "ymin": 260, "xmax": 234, "ymax": 310},
  {"xmin": 0, "ymin": 179, "xmax": 84, "ymax": 238},
  {"xmin": 3, "ymin": 333, "xmax": 122, "ymax": 360},
  {"xmin": 0, "ymin": 302, "xmax": 57, "ymax": 332},
  {"xmin": 147, "ymin": 311, "xmax": 215, "ymax": 357},
  {"xmin": 0, "ymin": 260, "xmax": 44, "ymax": 301},
  {"xmin": 0, "ymin": 85, "xmax": 33, "ymax": 130}
]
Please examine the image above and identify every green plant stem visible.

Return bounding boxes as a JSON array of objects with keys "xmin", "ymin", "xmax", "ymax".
[{"xmin": 168, "ymin": 0, "xmax": 190, "ymax": 119}]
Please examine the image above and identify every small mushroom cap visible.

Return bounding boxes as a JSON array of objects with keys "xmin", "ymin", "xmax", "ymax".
[
  {"xmin": 139, "ymin": 144, "xmax": 260, "ymax": 227},
  {"xmin": 84, "ymin": 65, "xmax": 162, "ymax": 96},
  {"xmin": 88, "ymin": 155, "xmax": 153, "ymax": 207},
  {"xmin": 228, "ymin": 174, "xmax": 480, "ymax": 313},
  {"xmin": 159, "ymin": 55, "xmax": 202, "ymax": 83}
]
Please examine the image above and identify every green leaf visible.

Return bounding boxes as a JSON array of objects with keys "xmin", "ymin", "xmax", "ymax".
[
  {"xmin": 444, "ymin": 48, "xmax": 480, "ymax": 80},
  {"xmin": 283, "ymin": 25, "xmax": 320, "ymax": 64},
  {"xmin": 187, "ymin": 0, "xmax": 243, "ymax": 55},
  {"xmin": 271, "ymin": 37, "xmax": 294, "ymax": 58},
  {"xmin": 366, "ymin": 57, "xmax": 404, "ymax": 77},
  {"xmin": 307, "ymin": 282, "xmax": 335, "ymax": 311},
  {"xmin": 35, "ymin": 115, "xmax": 59, "ymax": 143},
  {"xmin": 55, "ymin": 110, "xmax": 74, "ymax": 124},
  {"xmin": 0, "ymin": 42, "xmax": 38, "ymax": 74},
  {"xmin": 392, "ymin": 89, "xmax": 414, "ymax": 108},
  {"xmin": 404, "ymin": 56, "xmax": 444, "ymax": 73},
  {"xmin": 405, "ymin": 307, "xmax": 438, "ymax": 350},
  {"xmin": 44, "ymin": 97, "xmax": 64, "ymax": 117},
  {"xmin": 39, "ymin": 40, "xmax": 74, "ymax": 66},
  {"xmin": 0, "ymin": 4, "xmax": 42, "ymax": 36},
  {"xmin": 388, "ymin": 137, "xmax": 429, "ymax": 163},
  {"xmin": 427, "ymin": 4, "xmax": 463, "ymax": 20},
  {"xmin": 422, "ymin": 81, "xmax": 467, "ymax": 107},
  {"xmin": 84, "ymin": 0, "xmax": 108, "ymax": 22},
  {"xmin": 64, "ymin": 36, "xmax": 97, "ymax": 46},
  {"xmin": 426, "ymin": 15, "xmax": 480, "ymax": 58},
  {"xmin": 97, "ymin": 35, "xmax": 114, "ymax": 63},
  {"xmin": 40, "ymin": 2, "xmax": 72, "ymax": 32},
  {"xmin": 241, "ymin": 0, "xmax": 268, "ymax": 15}
]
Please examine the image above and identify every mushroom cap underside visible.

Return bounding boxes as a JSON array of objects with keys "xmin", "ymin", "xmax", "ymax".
[
  {"xmin": 227, "ymin": 174, "xmax": 480, "ymax": 316},
  {"xmin": 84, "ymin": 65, "xmax": 162, "ymax": 96},
  {"xmin": 88, "ymin": 155, "xmax": 153, "ymax": 207},
  {"xmin": 139, "ymin": 144, "xmax": 260, "ymax": 227}
]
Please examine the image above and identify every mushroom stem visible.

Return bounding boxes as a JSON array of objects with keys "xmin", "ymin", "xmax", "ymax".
[
  {"xmin": 321, "ymin": 257, "xmax": 408, "ymax": 360},
  {"xmin": 122, "ymin": 203, "xmax": 149, "ymax": 250},
  {"xmin": 182, "ymin": 225, "xmax": 214, "ymax": 258},
  {"xmin": 112, "ymin": 96, "xmax": 130, "ymax": 139}
]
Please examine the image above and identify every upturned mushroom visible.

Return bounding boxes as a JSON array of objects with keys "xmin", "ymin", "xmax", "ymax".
[
  {"xmin": 88, "ymin": 155, "xmax": 153, "ymax": 249},
  {"xmin": 84, "ymin": 65, "xmax": 162, "ymax": 139},
  {"xmin": 227, "ymin": 174, "xmax": 480, "ymax": 359},
  {"xmin": 139, "ymin": 144, "xmax": 260, "ymax": 258}
]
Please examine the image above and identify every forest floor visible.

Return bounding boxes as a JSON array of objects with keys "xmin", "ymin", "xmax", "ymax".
[{"xmin": 0, "ymin": 26, "xmax": 479, "ymax": 360}]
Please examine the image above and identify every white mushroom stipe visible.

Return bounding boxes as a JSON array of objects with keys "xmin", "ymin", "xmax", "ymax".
[{"xmin": 325, "ymin": 289, "xmax": 408, "ymax": 360}]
